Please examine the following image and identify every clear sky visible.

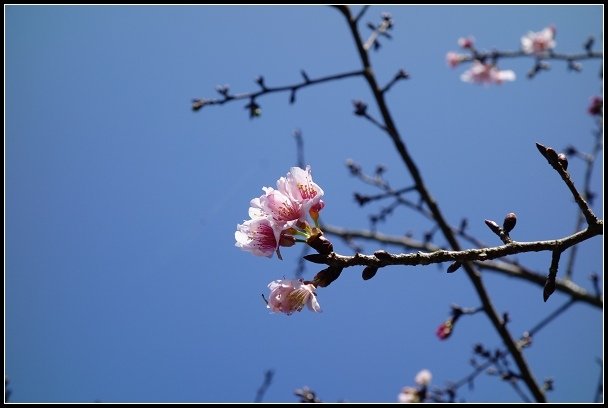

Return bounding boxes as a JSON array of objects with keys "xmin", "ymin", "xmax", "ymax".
[{"xmin": 5, "ymin": 5, "xmax": 603, "ymax": 403}]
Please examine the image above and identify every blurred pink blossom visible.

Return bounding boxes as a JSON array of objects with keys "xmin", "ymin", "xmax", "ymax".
[
  {"xmin": 458, "ymin": 36, "xmax": 475, "ymax": 49},
  {"xmin": 521, "ymin": 26, "xmax": 556, "ymax": 55},
  {"xmin": 460, "ymin": 61, "xmax": 516, "ymax": 85},
  {"xmin": 446, "ymin": 52, "xmax": 466, "ymax": 68}
]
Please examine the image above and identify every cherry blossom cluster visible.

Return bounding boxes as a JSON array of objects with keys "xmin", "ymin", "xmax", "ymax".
[
  {"xmin": 446, "ymin": 26, "xmax": 557, "ymax": 85},
  {"xmin": 235, "ymin": 165, "xmax": 326, "ymax": 315}
]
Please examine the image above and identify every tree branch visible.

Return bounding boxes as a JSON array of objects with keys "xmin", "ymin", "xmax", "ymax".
[
  {"xmin": 338, "ymin": 6, "xmax": 550, "ymax": 401},
  {"xmin": 321, "ymin": 224, "xmax": 602, "ymax": 308},
  {"xmin": 191, "ymin": 69, "xmax": 365, "ymax": 112}
]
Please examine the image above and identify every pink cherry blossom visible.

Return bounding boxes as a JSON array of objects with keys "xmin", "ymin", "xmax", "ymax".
[
  {"xmin": 415, "ymin": 369, "xmax": 432, "ymax": 386},
  {"xmin": 266, "ymin": 279, "xmax": 321, "ymax": 315},
  {"xmin": 521, "ymin": 26, "xmax": 556, "ymax": 55},
  {"xmin": 258, "ymin": 186, "xmax": 304, "ymax": 225},
  {"xmin": 277, "ymin": 166, "xmax": 324, "ymax": 217},
  {"xmin": 446, "ymin": 52, "xmax": 466, "ymax": 68},
  {"xmin": 235, "ymin": 217, "xmax": 280, "ymax": 258},
  {"xmin": 460, "ymin": 61, "xmax": 516, "ymax": 85},
  {"xmin": 436, "ymin": 318, "xmax": 453, "ymax": 340},
  {"xmin": 458, "ymin": 36, "xmax": 475, "ymax": 49}
]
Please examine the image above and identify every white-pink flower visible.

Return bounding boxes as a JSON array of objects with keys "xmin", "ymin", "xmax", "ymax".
[
  {"xmin": 235, "ymin": 217, "xmax": 280, "ymax": 258},
  {"xmin": 397, "ymin": 387, "xmax": 419, "ymax": 403},
  {"xmin": 521, "ymin": 26, "xmax": 556, "ymax": 55},
  {"xmin": 266, "ymin": 279, "xmax": 321, "ymax": 315},
  {"xmin": 460, "ymin": 61, "xmax": 516, "ymax": 85},
  {"xmin": 446, "ymin": 52, "xmax": 466, "ymax": 68},
  {"xmin": 277, "ymin": 166, "xmax": 324, "ymax": 218},
  {"xmin": 415, "ymin": 369, "xmax": 432, "ymax": 386}
]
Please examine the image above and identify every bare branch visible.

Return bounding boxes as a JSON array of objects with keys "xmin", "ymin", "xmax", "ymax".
[
  {"xmin": 191, "ymin": 69, "xmax": 365, "ymax": 112},
  {"xmin": 536, "ymin": 143, "xmax": 600, "ymax": 227},
  {"xmin": 322, "ymin": 224, "xmax": 602, "ymax": 308}
]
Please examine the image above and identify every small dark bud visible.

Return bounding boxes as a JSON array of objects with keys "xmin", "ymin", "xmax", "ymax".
[
  {"xmin": 568, "ymin": 61, "xmax": 582, "ymax": 72},
  {"xmin": 373, "ymin": 249, "xmax": 392, "ymax": 260},
  {"xmin": 543, "ymin": 378, "xmax": 554, "ymax": 392},
  {"xmin": 300, "ymin": 70, "xmax": 310, "ymax": 82},
  {"xmin": 447, "ymin": 261, "xmax": 462, "ymax": 273},
  {"xmin": 502, "ymin": 312, "xmax": 510, "ymax": 325},
  {"xmin": 584, "ymin": 36, "xmax": 595, "ymax": 52},
  {"xmin": 313, "ymin": 266, "xmax": 343, "ymax": 288},
  {"xmin": 484, "ymin": 219, "xmax": 501, "ymax": 235},
  {"xmin": 543, "ymin": 276, "xmax": 556, "ymax": 302},
  {"xmin": 557, "ymin": 153, "xmax": 568, "ymax": 170},
  {"xmin": 366, "ymin": 22, "xmax": 375, "ymax": 30},
  {"xmin": 352, "ymin": 100, "xmax": 368, "ymax": 116},
  {"xmin": 216, "ymin": 84, "xmax": 230, "ymax": 96},
  {"xmin": 362, "ymin": 265, "xmax": 379, "ymax": 280},
  {"xmin": 375, "ymin": 164, "xmax": 386, "ymax": 175},
  {"xmin": 346, "ymin": 159, "xmax": 362, "ymax": 175},
  {"xmin": 396, "ymin": 69, "xmax": 409, "ymax": 80},
  {"xmin": 303, "ymin": 254, "xmax": 329, "ymax": 264},
  {"xmin": 255, "ymin": 75, "xmax": 266, "ymax": 88},
  {"xmin": 502, "ymin": 213, "xmax": 517, "ymax": 233},
  {"xmin": 191, "ymin": 99, "xmax": 206, "ymax": 111},
  {"xmin": 289, "ymin": 89, "xmax": 296, "ymax": 104},
  {"xmin": 564, "ymin": 145, "xmax": 578, "ymax": 156},
  {"xmin": 354, "ymin": 193, "xmax": 370, "ymax": 206}
]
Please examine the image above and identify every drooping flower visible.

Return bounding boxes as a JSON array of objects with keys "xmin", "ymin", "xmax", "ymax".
[
  {"xmin": 436, "ymin": 318, "xmax": 454, "ymax": 340},
  {"xmin": 397, "ymin": 387, "xmax": 420, "ymax": 403},
  {"xmin": 446, "ymin": 52, "xmax": 466, "ymax": 68},
  {"xmin": 277, "ymin": 166, "xmax": 324, "ymax": 220},
  {"xmin": 415, "ymin": 369, "xmax": 432, "ymax": 387},
  {"xmin": 266, "ymin": 279, "xmax": 321, "ymax": 315},
  {"xmin": 521, "ymin": 26, "xmax": 556, "ymax": 55},
  {"xmin": 460, "ymin": 61, "xmax": 516, "ymax": 85},
  {"xmin": 235, "ymin": 217, "xmax": 280, "ymax": 258}
]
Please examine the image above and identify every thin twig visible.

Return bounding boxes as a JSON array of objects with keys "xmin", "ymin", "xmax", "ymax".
[
  {"xmin": 354, "ymin": 5, "xmax": 370, "ymax": 24},
  {"xmin": 192, "ymin": 69, "xmax": 365, "ymax": 111},
  {"xmin": 254, "ymin": 369, "xmax": 274, "ymax": 403}
]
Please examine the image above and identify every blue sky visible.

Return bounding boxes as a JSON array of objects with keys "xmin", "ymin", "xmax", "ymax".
[{"xmin": 5, "ymin": 5, "xmax": 603, "ymax": 403}]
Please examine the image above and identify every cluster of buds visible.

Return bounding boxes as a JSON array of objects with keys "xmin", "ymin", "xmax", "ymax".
[{"xmin": 235, "ymin": 166, "xmax": 329, "ymax": 315}]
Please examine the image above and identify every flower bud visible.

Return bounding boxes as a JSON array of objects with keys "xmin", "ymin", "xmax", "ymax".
[
  {"xmin": 362, "ymin": 265, "xmax": 379, "ymax": 280},
  {"xmin": 313, "ymin": 266, "xmax": 342, "ymax": 288},
  {"xmin": 484, "ymin": 219, "xmax": 501, "ymax": 235},
  {"xmin": 502, "ymin": 213, "xmax": 517, "ymax": 233}
]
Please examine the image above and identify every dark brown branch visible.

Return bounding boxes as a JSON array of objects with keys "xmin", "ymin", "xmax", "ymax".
[
  {"xmin": 321, "ymin": 225, "xmax": 602, "ymax": 308},
  {"xmin": 192, "ymin": 69, "xmax": 365, "ymax": 111},
  {"xmin": 536, "ymin": 143, "xmax": 600, "ymax": 227},
  {"xmin": 313, "ymin": 226, "xmax": 601, "ymax": 270}
]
